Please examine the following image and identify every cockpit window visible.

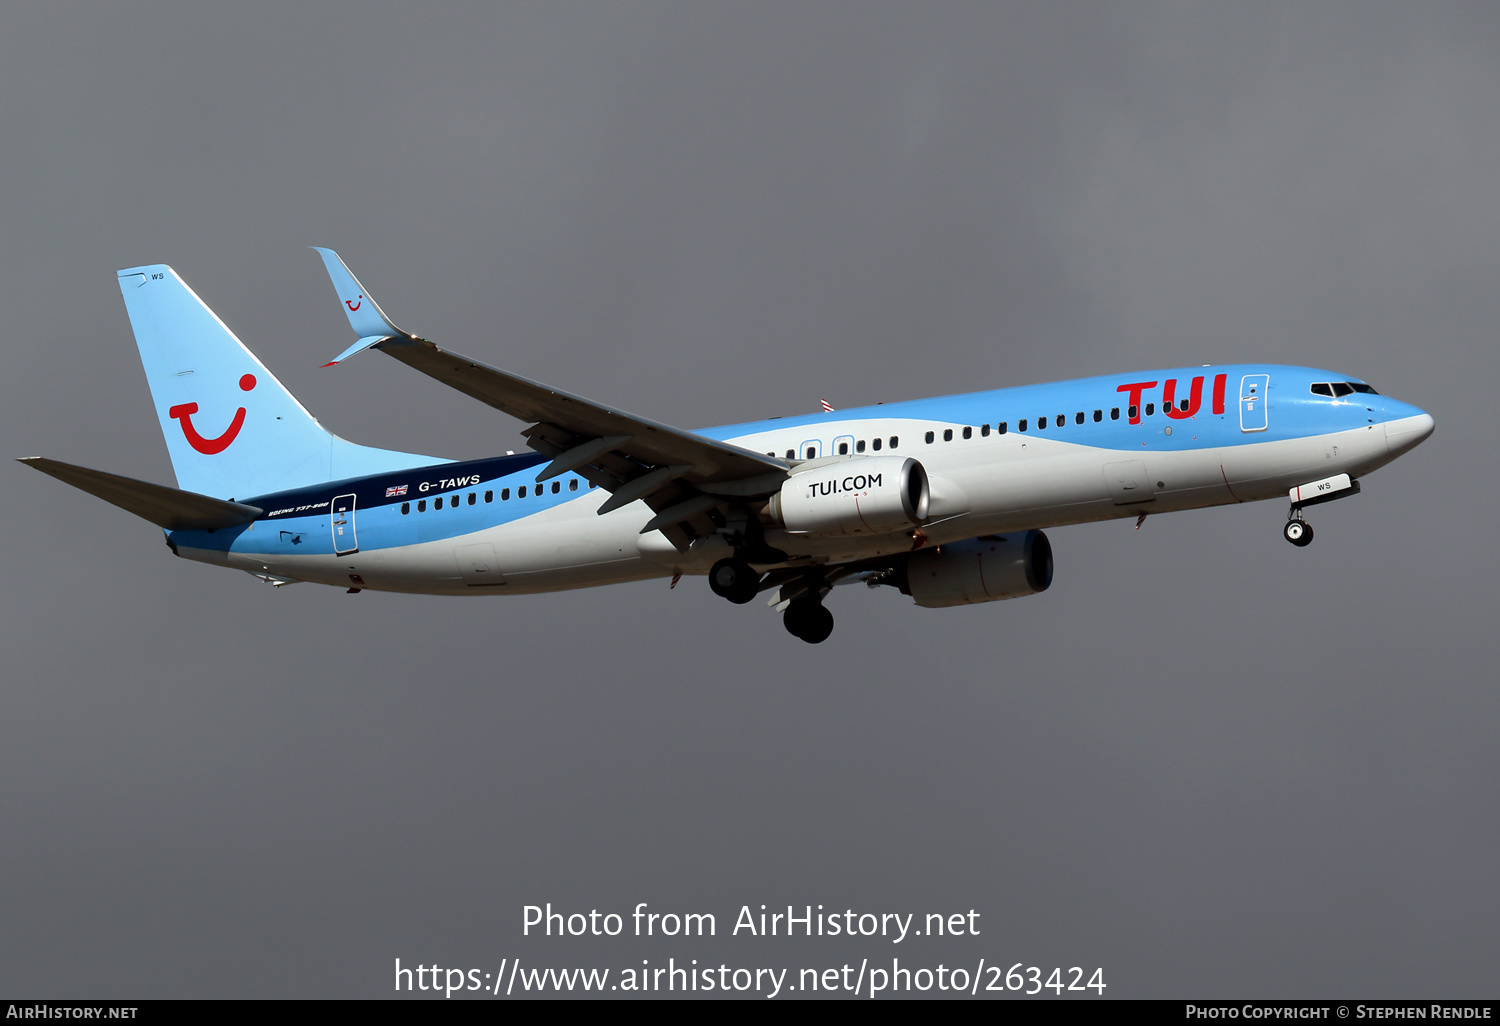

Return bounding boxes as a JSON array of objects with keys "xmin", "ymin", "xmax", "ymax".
[{"xmin": 1311, "ymin": 381, "xmax": 1378, "ymax": 397}]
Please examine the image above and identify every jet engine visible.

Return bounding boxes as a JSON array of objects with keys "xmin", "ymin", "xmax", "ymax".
[
  {"xmin": 767, "ymin": 456, "xmax": 929, "ymax": 537},
  {"xmin": 905, "ymin": 531, "xmax": 1053, "ymax": 607}
]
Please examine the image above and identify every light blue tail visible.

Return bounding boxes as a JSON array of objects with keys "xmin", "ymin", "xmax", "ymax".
[{"xmin": 116, "ymin": 264, "xmax": 446, "ymax": 501}]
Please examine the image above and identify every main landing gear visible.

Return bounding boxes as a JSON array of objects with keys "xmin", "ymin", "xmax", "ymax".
[
  {"xmin": 708, "ymin": 557, "xmax": 760, "ymax": 604},
  {"xmin": 783, "ymin": 595, "xmax": 834, "ymax": 644},
  {"xmin": 708, "ymin": 509, "xmax": 833, "ymax": 642},
  {"xmin": 1283, "ymin": 512, "xmax": 1314, "ymax": 547},
  {"xmin": 708, "ymin": 513, "xmax": 787, "ymax": 605},
  {"xmin": 710, "ymin": 557, "xmax": 837, "ymax": 643}
]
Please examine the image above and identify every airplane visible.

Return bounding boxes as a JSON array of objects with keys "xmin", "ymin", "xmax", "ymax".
[{"xmin": 20, "ymin": 250, "xmax": 1435, "ymax": 643}]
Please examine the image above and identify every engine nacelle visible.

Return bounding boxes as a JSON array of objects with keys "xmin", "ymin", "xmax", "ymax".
[
  {"xmin": 906, "ymin": 531, "xmax": 1053, "ymax": 608},
  {"xmin": 768, "ymin": 456, "xmax": 929, "ymax": 537}
]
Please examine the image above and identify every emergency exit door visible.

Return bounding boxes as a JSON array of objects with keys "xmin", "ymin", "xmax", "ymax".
[
  {"xmin": 331, "ymin": 494, "xmax": 358, "ymax": 554},
  {"xmin": 1239, "ymin": 374, "xmax": 1269, "ymax": 432}
]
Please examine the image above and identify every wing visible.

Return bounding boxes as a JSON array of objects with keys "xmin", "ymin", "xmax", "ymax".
[{"xmin": 313, "ymin": 248, "xmax": 790, "ymax": 549}]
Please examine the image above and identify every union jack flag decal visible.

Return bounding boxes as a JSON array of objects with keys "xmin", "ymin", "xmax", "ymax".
[{"xmin": 385, "ymin": 484, "xmax": 408, "ymax": 498}]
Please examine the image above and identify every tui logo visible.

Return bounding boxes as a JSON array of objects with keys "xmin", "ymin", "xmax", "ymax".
[{"xmin": 168, "ymin": 374, "xmax": 256, "ymax": 455}]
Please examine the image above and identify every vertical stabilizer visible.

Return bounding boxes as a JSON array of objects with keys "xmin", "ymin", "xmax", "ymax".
[{"xmin": 116, "ymin": 265, "xmax": 445, "ymax": 500}]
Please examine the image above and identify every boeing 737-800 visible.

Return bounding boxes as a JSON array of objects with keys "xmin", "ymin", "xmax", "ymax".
[{"xmin": 21, "ymin": 249, "xmax": 1434, "ymax": 642}]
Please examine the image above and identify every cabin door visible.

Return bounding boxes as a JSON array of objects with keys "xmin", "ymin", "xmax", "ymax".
[
  {"xmin": 331, "ymin": 494, "xmax": 359, "ymax": 555},
  {"xmin": 1239, "ymin": 374, "xmax": 1269, "ymax": 432}
]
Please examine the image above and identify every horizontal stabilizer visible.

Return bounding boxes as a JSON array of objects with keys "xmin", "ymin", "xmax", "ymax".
[{"xmin": 18, "ymin": 457, "xmax": 262, "ymax": 531}]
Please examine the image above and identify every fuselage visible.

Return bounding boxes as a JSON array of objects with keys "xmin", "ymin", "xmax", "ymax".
[{"xmin": 167, "ymin": 364, "xmax": 1433, "ymax": 595}]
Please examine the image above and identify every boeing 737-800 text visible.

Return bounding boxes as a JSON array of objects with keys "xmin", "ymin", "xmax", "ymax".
[{"xmin": 21, "ymin": 249, "xmax": 1434, "ymax": 642}]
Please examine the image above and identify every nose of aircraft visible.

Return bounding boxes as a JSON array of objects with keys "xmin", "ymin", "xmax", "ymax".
[{"xmin": 1384, "ymin": 410, "xmax": 1435, "ymax": 456}]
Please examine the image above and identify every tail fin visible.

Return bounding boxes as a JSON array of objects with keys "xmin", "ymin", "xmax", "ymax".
[{"xmin": 116, "ymin": 265, "xmax": 445, "ymax": 500}]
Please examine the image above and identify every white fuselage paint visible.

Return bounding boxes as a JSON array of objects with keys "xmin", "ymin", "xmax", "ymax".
[{"xmin": 176, "ymin": 414, "xmax": 1412, "ymax": 596}]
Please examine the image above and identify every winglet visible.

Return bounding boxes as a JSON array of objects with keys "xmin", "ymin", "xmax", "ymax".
[
  {"xmin": 322, "ymin": 335, "xmax": 393, "ymax": 368},
  {"xmin": 311, "ymin": 247, "xmax": 406, "ymax": 361}
]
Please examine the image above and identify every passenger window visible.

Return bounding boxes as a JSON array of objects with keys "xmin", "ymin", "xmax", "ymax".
[
  {"xmin": 925, "ymin": 431, "xmax": 935, "ymax": 444},
  {"xmin": 805, "ymin": 446, "xmax": 816, "ymax": 460},
  {"xmin": 417, "ymin": 499, "xmax": 427, "ymax": 512},
  {"xmin": 1093, "ymin": 410, "xmax": 1102, "ymax": 422},
  {"xmin": 1076, "ymin": 412, "xmax": 1084, "ymax": 425},
  {"xmin": 889, "ymin": 436, "xmax": 899, "ymax": 448},
  {"xmin": 1036, "ymin": 416, "xmax": 1046, "ymax": 430},
  {"xmin": 837, "ymin": 442, "xmax": 849, "ymax": 455},
  {"xmin": 1310, "ymin": 383, "xmax": 1333, "ymax": 397},
  {"xmin": 785, "ymin": 449, "xmax": 795, "ymax": 459},
  {"xmin": 501, "ymin": 488, "xmax": 510, "ymax": 500},
  {"xmin": 855, "ymin": 439, "xmax": 865, "ymax": 453},
  {"xmin": 1179, "ymin": 399, "xmax": 1190, "ymax": 411},
  {"xmin": 998, "ymin": 422, "xmax": 1007, "ymax": 434},
  {"xmin": 1018, "ymin": 419, "xmax": 1028, "ymax": 432},
  {"xmin": 1056, "ymin": 415, "xmax": 1065, "ymax": 427},
  {"xmin": 1145, "ymin": 403, "xmax": 1155, "ymax": 416},
  {"xmin": 1128, "ymin": 405, "xmax": 1137, "ymax": 419},
  {"xmin": 485, "ymin": 490, "xmax": 493, "ymax": 502},
  {"xmin": 468, "ymin": 492, "xmax": 476, "ymax": 505},
  {"xmin": 962, "ymin": 426, "xmax": 972, "ymax": 439},
  {"xmin": 569, "ymin": 478, "xmax": 578, "ymax": 491},
  {"xmin": 872, "ymin": 438, "xmax": 882, "ymax": 451},
  {"xmin": 590, "ymin": 481, "xmax": 598, "ymax": 488},
  {"xmin": 1111, "ymin": 407, "xmax": 1120, "ymax": 420},
  {"xmin": 1331, "ymin": 382, "xmax": 1355, "ymax": 397},
  {"xmin": 519, "ymin": 486, "xmax": 527, "ymax": 498},
  {"xmin": 401, "ymin": 502, "xmax": 410, "ymax": 515},
  {"xmin": 981, "ymin": 424, "xmax": 990, "ymax": 437},
  {"xmin": 551, "ymin": 481, "xmax": 560, "ymax": 494},
  {"xmin": 943, "ymin": 428, "xmax": 953, "ymax": 441},
  {"xmin": 434, "ymin": 496, "xmax": 444, "ymax": 509}
]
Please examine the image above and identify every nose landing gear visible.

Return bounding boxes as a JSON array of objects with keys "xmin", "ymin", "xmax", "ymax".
[
  {"xmin": 1283, "ymin": 513, "xmax": 1314, "ymax": 547},
  {"xmin": 1281, "ymin": 473, "xmax": 1361, "ymax": 547}
]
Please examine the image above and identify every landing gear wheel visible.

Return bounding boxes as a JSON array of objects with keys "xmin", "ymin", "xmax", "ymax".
[
  {"xmin": 1283, "ymin": 519, "xmax": 1314, "ymax": 547},
  {"xmin": 708, "ymin": 558, "xmax": 760, "ymax": 604},
  {"xmin": 783, "ymin": 598, "xmax": 834, "ymax": 644}
]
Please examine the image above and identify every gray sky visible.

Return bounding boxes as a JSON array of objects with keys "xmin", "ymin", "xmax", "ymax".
[{"xmin": 2, "ymin": 2, "xmax": 1496, "ymax": 998}]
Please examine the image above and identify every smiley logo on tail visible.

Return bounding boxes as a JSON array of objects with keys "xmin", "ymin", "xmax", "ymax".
[
  {"xmin": 345, "ymin": 295, "xmax": 363, "ymax": 311},
  {"xmin": 169, "ymin": 374, "xmax": 256, "ymax": 454}
]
